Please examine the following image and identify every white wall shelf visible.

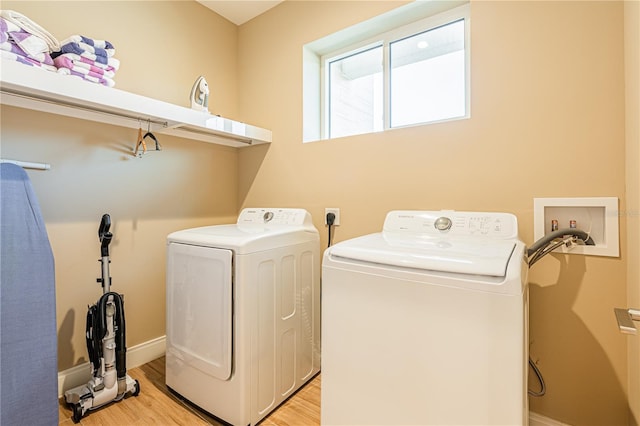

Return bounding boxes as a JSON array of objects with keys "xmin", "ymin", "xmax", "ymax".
[
  {"xmin": 0, "ymin": 59, "xmax": 272, "ymax": 148},
  {"xmin": 533, "ymin": 197, "xmax": 620, "ymax": 257}
]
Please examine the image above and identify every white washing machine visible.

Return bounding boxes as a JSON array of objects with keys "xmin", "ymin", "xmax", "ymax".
[
  {"xmin": 321, "ymin": 210, "xmax": 529, "ymax": 426},
  {"xmin": 165, "ymin": 208, "xmax": 320, "ymax": 426}
]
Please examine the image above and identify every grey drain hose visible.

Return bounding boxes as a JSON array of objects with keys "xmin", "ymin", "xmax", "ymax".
[
  {"xmin": 526, "ymin": 227, "xmax": 595, "ymax": 397},
  {"xmin": 527, "ymin": 228, "xmax": 594, "ymax": 258}
]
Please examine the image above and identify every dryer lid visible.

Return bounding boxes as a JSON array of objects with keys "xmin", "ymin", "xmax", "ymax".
[
  {"xmin": 328, "ymin": 232, "xmax": 517, "ymax": 277},
  {"xmin": 166, "ymin": 208, "xmax": 318, "ymax": 254}
]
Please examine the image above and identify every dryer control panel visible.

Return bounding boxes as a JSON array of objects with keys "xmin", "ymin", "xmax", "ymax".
[
  {"xmin": 238, "ymin": 208, "xmax": 312, "ymax": 226},
  {"xmin": 383, "ymin": 210, "xmax": 518, "ymax": 239}
]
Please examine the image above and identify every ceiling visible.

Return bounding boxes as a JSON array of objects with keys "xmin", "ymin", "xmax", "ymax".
[{"xmin": 196, "ymin": 1, "xmax": 284, "ymax": 25}]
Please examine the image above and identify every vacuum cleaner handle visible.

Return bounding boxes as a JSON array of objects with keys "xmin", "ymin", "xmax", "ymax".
[{"xmin": 99, "ymin": 214, "xmax": 112, "ymax": 257}]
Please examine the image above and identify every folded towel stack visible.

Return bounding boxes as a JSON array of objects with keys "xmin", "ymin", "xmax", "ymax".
[
  {"xmin": 0, "ymin": 10, "xmax": 59, "ymax": 72},
  {"xmin": 52, "ymin": 35, "xmax": 120, "ymax": 87}
]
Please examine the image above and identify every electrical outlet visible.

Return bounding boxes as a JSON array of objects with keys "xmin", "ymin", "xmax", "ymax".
[{"xmin": 325, "ymin": 208, "xmax": 340, "ymax": 226}]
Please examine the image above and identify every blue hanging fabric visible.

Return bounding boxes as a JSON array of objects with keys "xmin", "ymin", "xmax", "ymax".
[{"xmin": 0, "ymin": 162, "xmax": 58, "ymax": 425}]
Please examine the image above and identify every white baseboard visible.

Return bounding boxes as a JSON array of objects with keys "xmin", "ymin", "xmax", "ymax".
[
  {"xmin": 530, "ymin": 412, "xmax": 571, "ymax": 426},
  {"xmin": 57, "ymin": 335, "xmax": 166, "ymax": 398}
]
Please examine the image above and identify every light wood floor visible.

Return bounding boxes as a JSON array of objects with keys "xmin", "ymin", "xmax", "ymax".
[{"xmin": 58, "ymin": 357, "xmax": 321, "ymax": 425}]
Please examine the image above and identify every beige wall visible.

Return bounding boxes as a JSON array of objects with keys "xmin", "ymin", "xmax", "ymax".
[
  {"xmin": 0, "ymin": 1, "xmax": 240, "ymax": 370},
  {"xmin": 625, "ymin": 1, "xmax": 640, "ymax": 424},
  {"xmin": 237, "ymin": 1, "xmax": 629, "ymax": 425},
  {"xmin": 0, "ymin": 1, "xmax": 633, "ymax": 424}
]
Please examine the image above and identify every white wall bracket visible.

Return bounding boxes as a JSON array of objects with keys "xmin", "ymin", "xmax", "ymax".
[{"xmin": 614, "ymin": 308, "xmax": 640, "ymax": 334}]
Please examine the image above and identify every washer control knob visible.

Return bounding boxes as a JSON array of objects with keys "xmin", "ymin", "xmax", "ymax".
[
  {"xmin": 434, "ymin": 216, "xmax": 452, "ymax": 231},
  {"xmin": 263, "ymin": 211, "xmax": 274, "ymax": 223}
]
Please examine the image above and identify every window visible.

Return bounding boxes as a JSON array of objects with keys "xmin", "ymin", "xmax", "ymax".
[
  {"xmin": 389, "ymin": 19, "xmax": 466, "ymax": 128},
  {"xmin": 303, "ymin": 2, "xmax": 470, "ymax": 142},
  {"xmin": 328, "ymin": 45, "xmax": 384, "ymax": 138}
]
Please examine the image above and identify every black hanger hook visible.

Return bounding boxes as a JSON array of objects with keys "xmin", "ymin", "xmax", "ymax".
[{"xmin": 142, "ymin": 130, "xmax": 161, "ymax": 151}]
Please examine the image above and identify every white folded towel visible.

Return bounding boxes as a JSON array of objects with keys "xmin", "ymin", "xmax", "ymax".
[{"xmin": 0, "ymin": 10, "xmax": 59, "ymax": 52}]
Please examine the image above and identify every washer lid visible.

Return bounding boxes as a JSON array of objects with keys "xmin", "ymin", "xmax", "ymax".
[{"xmin": 328, "ymin": 233, "xmax": 517, "ymax": 277}]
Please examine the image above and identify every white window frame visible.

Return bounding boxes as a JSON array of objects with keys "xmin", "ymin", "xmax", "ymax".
[{"xmin": 303, "ymin": 2, "xmax": 470, "ymax": 142}]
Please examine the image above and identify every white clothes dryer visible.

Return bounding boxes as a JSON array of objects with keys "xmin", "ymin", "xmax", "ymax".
[
  {"xmin": 166, "ymin": 208, "xmax": 320, "ymax": 426},
  {"xmin": 321, "ymin": 210, "xmax": 528, "ymax": 426}
]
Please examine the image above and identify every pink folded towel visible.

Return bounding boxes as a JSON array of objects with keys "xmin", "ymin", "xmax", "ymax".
[
  {"xmin": 53, "ymin": 54, "xmax": 115, "ymax": 78},
  {"xmin": 57, "ymin": 66, "xmax": 115, "ymax": 87}
]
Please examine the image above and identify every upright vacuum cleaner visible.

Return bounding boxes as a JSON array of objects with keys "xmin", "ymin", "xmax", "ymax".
[{"xmin": 64, "ymin": 214, "xmax": 140, "ymax": 423}]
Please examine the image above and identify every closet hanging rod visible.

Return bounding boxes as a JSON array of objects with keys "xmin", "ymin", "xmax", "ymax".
[
  {"xmin": 0, "ymin": 158, "xmax": 51, "ymax": 170},
  {"xmin": 0, "ymin": 88, "xmax": 169, "ymax": 128}
]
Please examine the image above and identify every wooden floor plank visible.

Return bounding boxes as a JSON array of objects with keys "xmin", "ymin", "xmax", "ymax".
[{"xmin": 59, "ymin": 357, "xmax": 320, "ymax": 425}]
